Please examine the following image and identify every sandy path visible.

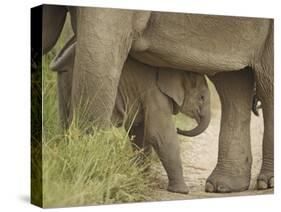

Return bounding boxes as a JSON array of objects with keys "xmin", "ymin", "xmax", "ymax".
[{"xmin": 150, "ymin": 84, "xmax": 273, "ymax": 201}]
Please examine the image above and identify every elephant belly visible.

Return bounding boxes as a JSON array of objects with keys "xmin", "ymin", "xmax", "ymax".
[{"xmin": 131, "ymin": 12, "xmax": 270, "ymax": 75}]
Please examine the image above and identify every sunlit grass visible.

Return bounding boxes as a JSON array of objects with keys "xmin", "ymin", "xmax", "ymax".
[
  {"xmin": 39, "ymin": 16, "xmax": 155, "ymax": 207},
  {"xmin": 42, "ymin": 124, "xmax": 154, "ymax": 207}
]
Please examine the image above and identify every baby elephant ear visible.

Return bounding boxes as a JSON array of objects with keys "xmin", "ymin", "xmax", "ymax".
[
  {"xmin": 157, "ymin": 68, "xmax": 185, "ymax": 107},
  {"xmin": 50, "ymin": 36, "xmax": 76, "ymax": 72}
]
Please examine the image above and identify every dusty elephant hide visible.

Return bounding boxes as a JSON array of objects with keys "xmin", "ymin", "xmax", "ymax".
[{"xmin": 43, "ymin": 5, "xmax": 273, "ymax": 193}]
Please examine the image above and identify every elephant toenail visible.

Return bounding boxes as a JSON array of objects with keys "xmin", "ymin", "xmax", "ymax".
[
  {"xmin": 217, "ymin": 185, "xmax": 230, "ymax": 193},
  {"xmin": 205, "ymin": 182, "xmax": 215, "ymax": 193},
  {"xmin": 269, "ymin": 177, "xmax": 274, "ymax": 188},
  {"xmin": 257, "ymin": 180, "xmax": 267, "ymax": 190}
]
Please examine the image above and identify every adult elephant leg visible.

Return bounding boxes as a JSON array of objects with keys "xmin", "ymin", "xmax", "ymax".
[
  {"xmin": 207, "ymin": 69, "xmax": 254, "ymax": 193},
  {"xmin": 144, "ymin": 94, "xmax": 188, "ymax": 194},
  {"xmin": 42, "ymin": 5, "xmax": 67, "ymax": 54},
  {"xmin": 71, "ymin": 8, "xmax": 136, "ymax": 128},
  {"xmin": 255, "ymin": 24, "xmax": 274, "ymax": 190},
  {"xmin": 256, "ymin": 90, "xmax": 273, "ymax": 190},
  {"xmin": 57, "ymin": 70, "xmax": 73, "ymax": 130},
  {"xmin": 255, "ymin": 91, "xmax": 273, "ymax": 189},
  {"xmin": 50, "ymin": 36, "xmax": 76, "ymax": 129}
]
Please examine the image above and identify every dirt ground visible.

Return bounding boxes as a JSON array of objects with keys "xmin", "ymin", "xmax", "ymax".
[{"xmin": 150, "ymin": 83, "xmax": 273, "ymax": 201}]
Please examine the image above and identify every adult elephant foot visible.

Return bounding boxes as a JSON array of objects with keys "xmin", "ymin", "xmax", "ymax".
[
  {"xmin": 205, "ymin": 164, "xmax": 251, "ymax": 193},
  {"xmin": 257, "ymin": 169, "xmax": 274, "ymax": 190}
]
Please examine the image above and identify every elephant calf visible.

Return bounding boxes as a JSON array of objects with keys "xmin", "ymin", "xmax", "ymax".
[{"xmin": 50, "ymin": 38, "xmax": 211, "ymax": 194}]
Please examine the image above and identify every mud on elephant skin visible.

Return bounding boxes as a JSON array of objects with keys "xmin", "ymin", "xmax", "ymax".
[
  {"xmin": 43, "ymin": 5, "xmax": 273, "ymax": 193},
  {"xmin": 50, "ymin": 40, "xmax": 211, "ymax": 194}
]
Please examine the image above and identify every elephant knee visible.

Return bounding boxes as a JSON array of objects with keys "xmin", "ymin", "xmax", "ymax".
[{"xmin": 146, "ymin": 130, "xmax": 176, "ymax": 154}]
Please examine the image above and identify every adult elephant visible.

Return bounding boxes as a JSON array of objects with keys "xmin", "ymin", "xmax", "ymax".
[{"xmin": 42, "ymin": 5, "xmax": 274, "ymax": 193}]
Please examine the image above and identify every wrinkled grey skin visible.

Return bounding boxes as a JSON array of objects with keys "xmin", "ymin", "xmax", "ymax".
[
  {"xmin": 50, "ymin": 39, "xmax": 211, "ymax": 194},
  {"xmin": 43, "ymin": 5, "xmax": 274, "ymax": 193}
]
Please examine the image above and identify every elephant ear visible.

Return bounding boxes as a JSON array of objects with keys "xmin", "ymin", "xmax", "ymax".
[
  {"xmin": 157, "ymin": 68, "xmax": 185, "ymax": 107},
  {"xmin": 50, "ymin": 36, "xmax": 76, "ymax": 72}
]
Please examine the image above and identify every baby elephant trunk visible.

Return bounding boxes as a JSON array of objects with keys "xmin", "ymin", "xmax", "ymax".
[{"xmin": 177, "ymin": 105, "xmax": 211, "ymax": 137}]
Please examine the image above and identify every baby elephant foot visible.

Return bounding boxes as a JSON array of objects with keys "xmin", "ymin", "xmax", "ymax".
[
  {"xmin": 167, "ymin": 181, "xmax": 189, "ymax": 194},
  {"xmin": 205, "ymin": 166, "xmax": 250, "ymax": 193},
  {"xmin": 257, "ymin": 171, "xmax": 274, "ymax": 190}
]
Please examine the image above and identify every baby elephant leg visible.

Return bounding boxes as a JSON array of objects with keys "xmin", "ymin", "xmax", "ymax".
[{"xmin": 145, "ymin": 96, "xmax": 188, "ymax": 194}]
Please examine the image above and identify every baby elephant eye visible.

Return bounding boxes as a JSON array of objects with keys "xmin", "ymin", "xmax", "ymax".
[{"xmin": 200, "ymin": 95, "xmax": 205, "ymax": 101}]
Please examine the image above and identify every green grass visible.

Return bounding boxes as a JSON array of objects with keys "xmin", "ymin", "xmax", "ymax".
[
  {"xmin": 40, "ymin": 17, "xmax": 155, "ymax": 208},
  {"xmin": 42, "ymin": 124, "xmax": 154, "ymax": 207}
]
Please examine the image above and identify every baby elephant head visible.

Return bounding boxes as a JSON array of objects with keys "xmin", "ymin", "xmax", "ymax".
[{"xmin": 157, "ymin": 69, "xmax": 211, "ymax": 137}]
